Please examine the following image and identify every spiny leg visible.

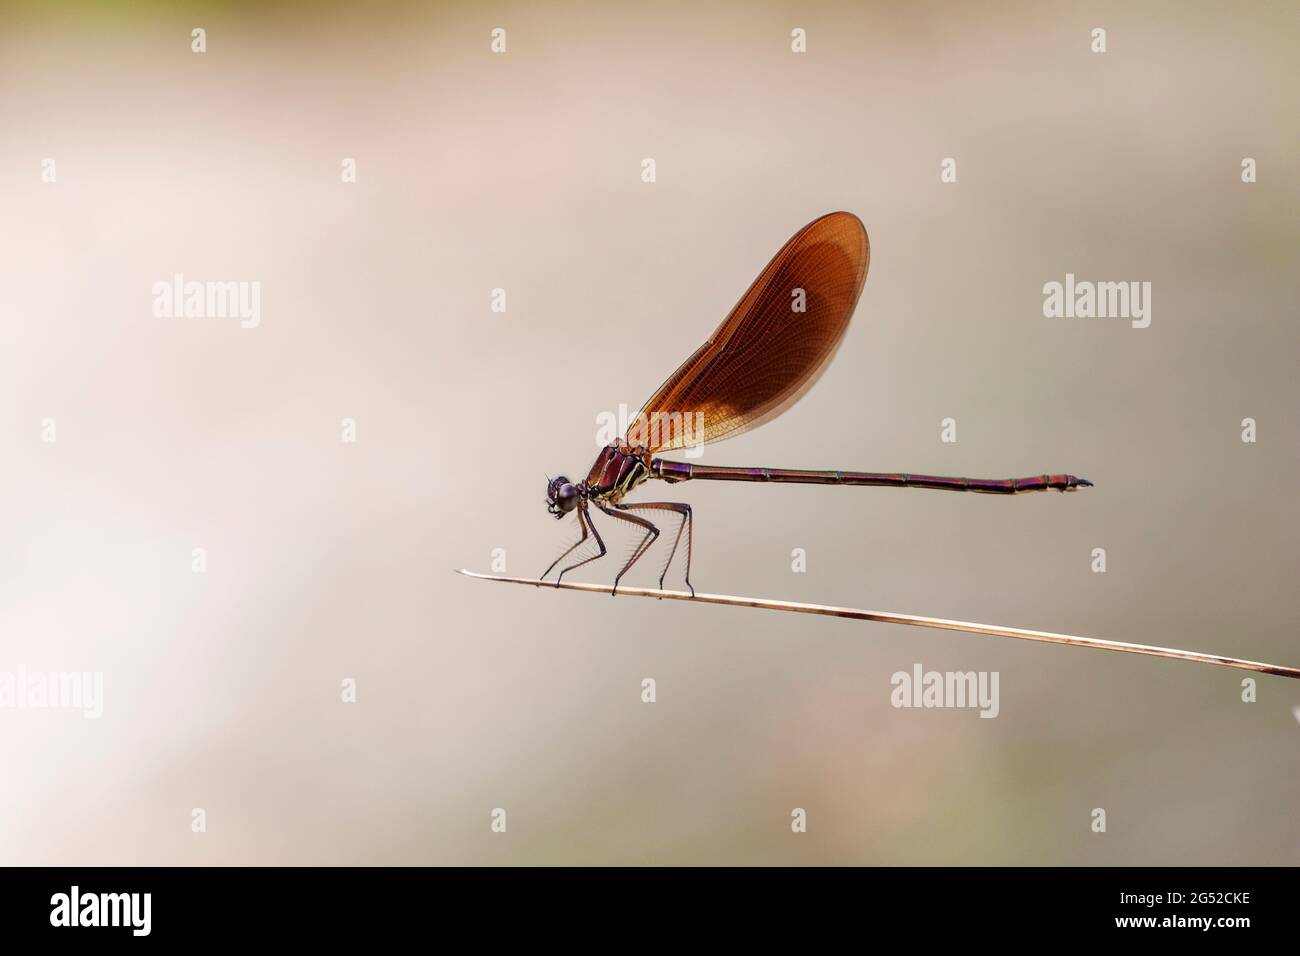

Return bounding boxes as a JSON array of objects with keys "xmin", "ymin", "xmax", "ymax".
[
  {"xmin": 616, "ymin": 501, "xmax": 694, "ymax": 596},
  {"xmin": 554, "ymin": 502, "xmax": 608, "ymax": 586},
  {"xmin": 540, "ymin": 504, "xmax": 591, "ymax": 584},
  {"xmin": 596, "ymin": 503, "xmax": 659, "ymax": 596}
]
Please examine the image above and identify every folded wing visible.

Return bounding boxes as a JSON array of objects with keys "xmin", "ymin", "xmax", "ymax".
[{"xmin": 630, "ymin": 211, "xmax": 870, "ymax": 453}]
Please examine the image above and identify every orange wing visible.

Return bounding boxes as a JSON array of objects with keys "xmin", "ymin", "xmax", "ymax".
[{"xmin": 628, "ymin": 211, "xmax": 869, "ymax": 454}]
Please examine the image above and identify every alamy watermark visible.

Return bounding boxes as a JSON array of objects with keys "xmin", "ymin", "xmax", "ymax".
[
  {"xmin": 891, "ymin": 663, "xmax": 999, "ymax": 718},
  {"xmin": 50, "ymin": 886, "xmax": 150, "ymax": 936},
  {"xmin": 152, "ymin": 274, "xmax": 261, "ymax": 329},
  {"xmin": 0, "ymin": 667, "xmax": 103, "ymax": 718},
  {"xmin": 595, "ymin": 403, "xmax": 706, "ymax": 458},
  {"xmin": 1043, "ymin": 273, "xmax": 1151, "ymax": 329}
]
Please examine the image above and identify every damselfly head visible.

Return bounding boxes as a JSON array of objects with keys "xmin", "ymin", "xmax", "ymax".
[{"xmin": 546, "ymin": 476, "xmax": 579, "ymax": 518}]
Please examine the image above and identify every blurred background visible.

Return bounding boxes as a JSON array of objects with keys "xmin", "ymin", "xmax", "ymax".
[{"xmin": 1, "ymin": 0, "xmax": 1296, "ymax": 865}]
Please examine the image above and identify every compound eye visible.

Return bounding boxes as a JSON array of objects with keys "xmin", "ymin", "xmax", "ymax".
[{"xmin": 556, "ymin": 483, "xmax": 578, "ymax": 511}]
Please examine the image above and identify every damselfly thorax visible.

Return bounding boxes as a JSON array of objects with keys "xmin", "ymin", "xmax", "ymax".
[{"xmin": 583, "ymin": 442, "xmax": 653, "ymax": 504}]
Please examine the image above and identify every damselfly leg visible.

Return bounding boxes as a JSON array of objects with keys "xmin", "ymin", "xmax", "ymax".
[
  {"xmin": 615, "ymin": 501, "xmax": 694, "ymax": 596},
  {"xmin": 595, "ymin": 504, "xmax": 660, "ymax": 596},
  {"xmin": 541, "ymin": 502, "xmax": 607, "ymax": 587}
]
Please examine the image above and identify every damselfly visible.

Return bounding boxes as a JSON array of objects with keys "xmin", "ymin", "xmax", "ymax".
[{"xmin": 542, "ymin": 212, "xmax": 1091, "ymax": 595}]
